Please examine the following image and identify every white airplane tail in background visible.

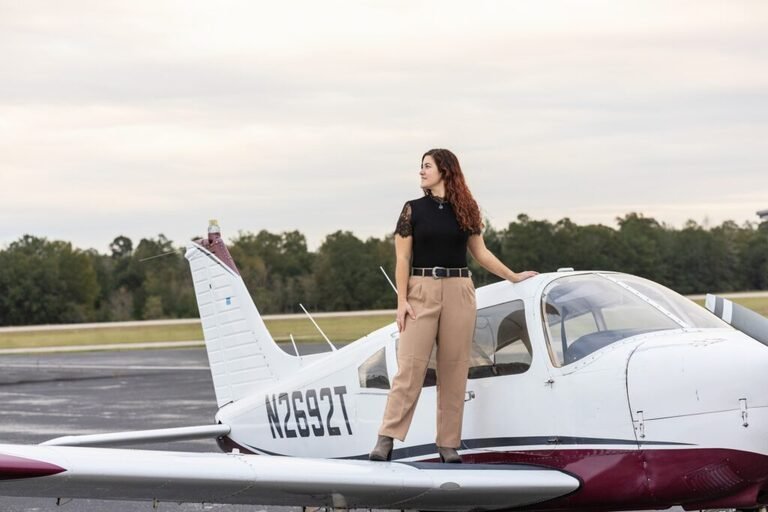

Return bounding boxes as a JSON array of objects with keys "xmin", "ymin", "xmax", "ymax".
[{"xmin": 185, "ymin": 220, "xmax": 299, "ymax": 408}]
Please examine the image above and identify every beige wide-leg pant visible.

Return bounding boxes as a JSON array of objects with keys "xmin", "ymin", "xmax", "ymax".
[{"xmin": 378, "ymin": 276, "xmax": 477, "ymax": 448}]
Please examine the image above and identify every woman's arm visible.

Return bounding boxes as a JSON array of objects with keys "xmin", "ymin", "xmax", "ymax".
[
  {"xmin": 395, "ymin": 234, "xmax": 416, "ymax": 331},
  {"xmin": 467, "ymin": 234, "xmax": 538, "ymax": 283}
]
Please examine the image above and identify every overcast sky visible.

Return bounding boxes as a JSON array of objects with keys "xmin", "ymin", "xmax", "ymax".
[{"xmin": 1, "ymin": 1, "xmax": 766, "ymax": 252}]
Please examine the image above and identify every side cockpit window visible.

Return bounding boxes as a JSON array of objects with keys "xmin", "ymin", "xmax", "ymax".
[{"xmin": 358, "ymin": 347, "xmax": 390, "ymax": 390}]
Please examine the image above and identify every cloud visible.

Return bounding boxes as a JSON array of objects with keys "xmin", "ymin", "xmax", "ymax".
[{"xmin": 1, "ymin": 1, "xmax": 767, "ymax": 250}]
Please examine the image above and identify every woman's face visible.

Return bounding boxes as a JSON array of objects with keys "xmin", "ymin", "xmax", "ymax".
[{"xmin": 420, "ymin": 155, "xmax": 443, "ymax": 189}]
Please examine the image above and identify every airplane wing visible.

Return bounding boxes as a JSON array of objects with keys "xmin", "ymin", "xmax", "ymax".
[
  {"xmin": 705, "ymin": 294, "xmax": 768, "ymax": 345},
  {"xmin": 0, "ymin": 444, "xmax": 579, "ymax": 510}
]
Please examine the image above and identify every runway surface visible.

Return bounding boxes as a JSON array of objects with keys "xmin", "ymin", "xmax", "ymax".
[{"xmin": 0, "ymin": 347, "xmax": 328, "ymax": 512}]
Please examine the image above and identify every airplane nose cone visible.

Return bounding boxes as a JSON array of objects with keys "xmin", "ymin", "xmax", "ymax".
[
  {"xmin": 627, "ymin": 329, "xmax": 768, "ymax": 423},
  {"xmin": 0, "ymin": 453, "xmax": 65, "ymax": 480}
]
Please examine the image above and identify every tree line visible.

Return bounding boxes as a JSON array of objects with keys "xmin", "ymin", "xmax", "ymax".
[{"xmin": 0, "ymin": 213, "xmax": 766, "ymax": 326}]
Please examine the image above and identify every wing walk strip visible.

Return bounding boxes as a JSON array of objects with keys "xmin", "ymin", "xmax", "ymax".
[{"xmin": 0, "ymin": 444, "xmax": 579, "ymax": 510}]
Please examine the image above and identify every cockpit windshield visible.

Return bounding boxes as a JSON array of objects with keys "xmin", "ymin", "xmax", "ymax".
[
  {"xmin": 542, "ymin": 274, "xmax": 682, "ymax": 367},
  {"xmin": 606, "ymin": 274, "xmax": 729, "ymax": 330}
]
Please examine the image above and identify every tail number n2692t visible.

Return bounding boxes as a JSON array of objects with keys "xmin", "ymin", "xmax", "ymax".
[{"xmin": 265, "ymin": 386, "xmax": 352, "ymax": 439}]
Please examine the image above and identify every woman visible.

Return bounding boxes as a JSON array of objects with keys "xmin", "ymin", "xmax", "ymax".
[{"xmin": 369, "ymin": 148, "xmax": 538, "ymax": 463}]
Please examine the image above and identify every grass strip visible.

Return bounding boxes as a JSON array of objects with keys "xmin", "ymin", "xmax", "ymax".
[
  {"xmin": 692, "ymin": 297, "xmax": 768, "ymax": 317},
  {"xmin": 1, "ymin": 297, "xmax": 766, "ymax": 351},
  {"xmin": 0, "ymin": 315, "xmax": 394, "ymax": 350}
]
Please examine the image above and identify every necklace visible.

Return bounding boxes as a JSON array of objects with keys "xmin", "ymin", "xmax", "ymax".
[{"xmin": 430, "ymin": 195, "xmax": 448, "ymax": 210}]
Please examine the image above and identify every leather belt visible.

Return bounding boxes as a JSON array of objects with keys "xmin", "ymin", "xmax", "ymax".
[{"xmin": 411, "ymin": 267, "xmax": 472, "ymax": 279}]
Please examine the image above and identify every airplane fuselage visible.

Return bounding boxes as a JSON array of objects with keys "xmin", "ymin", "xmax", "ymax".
[{"xmin": 216, "ymin": 273, "xmax": 768, "ymax": 510}]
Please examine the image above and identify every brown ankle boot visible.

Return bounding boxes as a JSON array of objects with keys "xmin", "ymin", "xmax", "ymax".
[
  {"xmin": 369, "ymin": 435, "xmax": 393, "ymax": 461},
  {"xmin": 437, "ymin": 446, "xmax": 462, "ymax": 463}
]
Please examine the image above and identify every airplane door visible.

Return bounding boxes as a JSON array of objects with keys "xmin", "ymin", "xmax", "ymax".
[
  {"xmin": 539, "ymin": 276, "xmax": 642, "ymax": 450},
  {"xmin": 548, "ymin": 351, "xmax": 641, "ymax": 448}
]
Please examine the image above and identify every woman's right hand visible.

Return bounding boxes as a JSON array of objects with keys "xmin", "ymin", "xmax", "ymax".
[
  {"xmin": 396, "ymin": 300, "xmax": 416, "ymax": 332},
  {"xmin": 511, "ymin": 270, "xmax": 539, "ymax": 283}
]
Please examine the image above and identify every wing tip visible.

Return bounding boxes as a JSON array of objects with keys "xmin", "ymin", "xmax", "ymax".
[{"xmin": 0, "ymin": 453, "xmax": 66, "ymax": 480}]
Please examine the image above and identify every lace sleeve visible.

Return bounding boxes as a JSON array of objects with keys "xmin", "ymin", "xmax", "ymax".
[
  {"xmin": 394, "ymin": 202, "xmax": 413, "ymax": 237},
  {"xmin": 469, "ymin": 222, "xmax": 483, "ymax": 236}
]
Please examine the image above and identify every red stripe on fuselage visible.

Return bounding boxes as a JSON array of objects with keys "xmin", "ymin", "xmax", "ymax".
[
  {"xmin": 0, "ymin": 453, "xmax": 66, "ymax": 480},
  {"xmin": 459, "ymin": 448, "xmax": 768, "ymax": 511}
]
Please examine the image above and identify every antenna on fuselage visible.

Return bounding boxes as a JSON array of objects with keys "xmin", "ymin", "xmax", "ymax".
[
  {"xmin": 299, "ymin": 303, "xmax": 337, "ymax": 352},
  {"xmin": 380, "ymin": 266, "xmax": 397, "ymax": 294},
  {"xmin": 289, "ymin": 334, "xmax": 300, "ymax": 357},
  {"xmin": 138, "ymin": 250, "xmax": 177, "ymax": 262}
]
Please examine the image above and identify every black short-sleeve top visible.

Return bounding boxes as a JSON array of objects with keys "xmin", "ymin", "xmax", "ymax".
[{"xmin": 394, "ymin": 196, "xmax": 481, "ymax": 268}]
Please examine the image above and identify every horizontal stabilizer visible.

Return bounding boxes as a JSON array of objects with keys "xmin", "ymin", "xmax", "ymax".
[
  {"xmin": 0, "ymin": 444, "xmax": 579, "ymax": 510},
  {"xmin": 706, "ymin": 294, "xmax": 768, "ymax": 346},
  {"xmin": 41, "ymin": 424, "xmax": 230, "ymax": 447}
]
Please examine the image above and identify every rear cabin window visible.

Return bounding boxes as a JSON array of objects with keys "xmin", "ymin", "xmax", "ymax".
[
  {"xmin": 421, "ymin": 299, "xmax": 532, "ymax": 386},
  {"xmin": 358, "ymin": 348, "xmax": 390, "ymax": 390},
  {"xmin": 469, "ymin": 299, "xmax": 532, "ymax": 377}
]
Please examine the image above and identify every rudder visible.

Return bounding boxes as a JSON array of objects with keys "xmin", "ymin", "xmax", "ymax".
[{"xmin": 186, "ymin": 221, "xmax": 298, "ymax": 408}]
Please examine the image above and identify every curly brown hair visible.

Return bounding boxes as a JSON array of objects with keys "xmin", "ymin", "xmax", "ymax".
[{"xmin": 422, "ymin": 148, "xmax": 483, "ymax": 234}]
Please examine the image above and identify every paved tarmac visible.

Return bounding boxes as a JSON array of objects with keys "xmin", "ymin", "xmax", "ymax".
[{"xmin": 0, "ymin": 348, "xmax": 327, "ymax": 512}]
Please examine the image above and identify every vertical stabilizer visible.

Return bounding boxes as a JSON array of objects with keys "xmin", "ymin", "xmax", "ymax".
[{"xmin": 186, "ymin": 221, "xmax": 298, "ymax": 408}]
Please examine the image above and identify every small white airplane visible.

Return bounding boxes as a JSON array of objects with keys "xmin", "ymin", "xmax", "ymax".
[{"xmin": 1, "ymin": 221, "xmax": 768, "ymax": 511}]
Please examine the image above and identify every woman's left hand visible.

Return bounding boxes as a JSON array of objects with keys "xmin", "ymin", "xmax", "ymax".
[{"xmin": 510, "ymin": 270, "xmax": 539, "ymax": 283}]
